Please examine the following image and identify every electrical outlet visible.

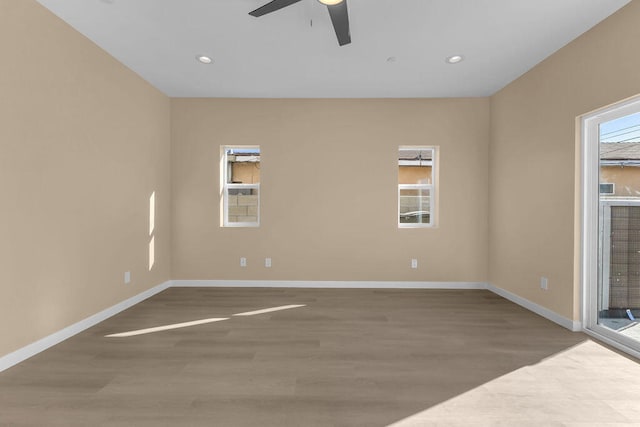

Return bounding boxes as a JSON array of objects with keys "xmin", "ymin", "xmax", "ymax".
[
  {"xmin": 540, "ymin": 277, "xmax": 548, "ymax": 290},
  {"xmin": 265, "ymin": 258, "xmax": 272, "ymax": 268},
  {"xmin": 411, "ymin": 259, "xmax": 418, "ymax": 269},
  {"xmin": 240, "ymin": 257, "xmax": 247, "ymax": 267},
  {"xmin": 124, "ymin": 271, "xmax": 131, "ymax": 284}
]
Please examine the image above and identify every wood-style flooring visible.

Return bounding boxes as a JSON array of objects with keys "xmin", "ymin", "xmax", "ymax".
[{"xmin": 1, "ymin": 288, "xmax": 639, "ymax": 426}]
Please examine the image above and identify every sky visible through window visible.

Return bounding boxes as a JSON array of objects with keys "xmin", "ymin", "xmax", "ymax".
[
  {"xmin": 227, "ymin": 148, "xmax": 260, "ymax": 154},
  {"xmin": 600, "ymin": 112, "xmax": 640, "ymax": 143}
]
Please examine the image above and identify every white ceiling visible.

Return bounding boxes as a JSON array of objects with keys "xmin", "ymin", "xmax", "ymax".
[{"xmin": 36, "ymin": 0, "xmax": 630, "ymax": 98}]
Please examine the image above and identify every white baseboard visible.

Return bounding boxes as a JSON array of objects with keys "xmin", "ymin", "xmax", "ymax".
[
  {"xmin": 175, "ymin": 280, "xmax": 580, "ymax": 331},
  {"xmin": 486, "ymin": 283, "xmax": 582, "ymax": 332},
  {"xmin": 0, "ymin": 281, "xmax": 172, "ymax": 373},
  {"xmin": 2, "ymin": 279, "xmax": 583, "ymax": 372},
  {"xmin": 170, "ymin": 280, "xmax": 488, "ymax": 289}
]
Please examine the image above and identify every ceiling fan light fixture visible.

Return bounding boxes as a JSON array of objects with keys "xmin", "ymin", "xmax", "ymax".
[{"xmin": 250, "ymin": 0, "xmax": 350, "ymax": 46}]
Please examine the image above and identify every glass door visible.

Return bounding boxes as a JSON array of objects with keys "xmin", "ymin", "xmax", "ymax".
[{"xmin": 584, "ymin": 97, "xmax": 640, "ymax": 355}]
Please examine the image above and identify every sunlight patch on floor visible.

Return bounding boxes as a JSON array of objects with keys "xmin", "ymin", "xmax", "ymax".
[
  {"xmin": 105, "ymin": 317, "xmax": 229, "ymax": 338},
  {"xmin": 388, "ymin": 340, "xmax": 640, "ymax": 427},
  {"xmin": 104, "ymin": 304, "xmax": 306, "ymax": 337},
  {"xmin": 232, "ymin": 304, "xmax": 306, "ymax": 316}
]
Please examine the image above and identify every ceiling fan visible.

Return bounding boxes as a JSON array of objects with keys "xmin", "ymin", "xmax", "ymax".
[{"xmin": 249, "ymin": 0, "xmax": 351, "ymax": 46}]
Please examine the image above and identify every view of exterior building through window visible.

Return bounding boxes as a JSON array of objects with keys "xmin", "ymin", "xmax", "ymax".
[
  {"xmin": 221, "ymin": 146, "xmax": 260, "ymax": 227},
  {"xmin": 597, "ymin": 110, "xmax": 640, "ymax": 343},
  {"xmin": 398, "ymin": 146, "xmax": 436, "ymax": 227}
]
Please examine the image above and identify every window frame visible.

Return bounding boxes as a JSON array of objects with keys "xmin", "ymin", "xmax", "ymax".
[
  {"xmin": 220, "ymin": 145, "xmax": 260, "ymax": 228},
  {"xmin": 398, "ymin": 145, "xmax": 438, "ymax": 228}
]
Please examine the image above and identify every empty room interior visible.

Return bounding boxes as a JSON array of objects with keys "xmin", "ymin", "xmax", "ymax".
[{"xmin": 3, "ymin": 0, "xmax": 640, "ymax": 425}]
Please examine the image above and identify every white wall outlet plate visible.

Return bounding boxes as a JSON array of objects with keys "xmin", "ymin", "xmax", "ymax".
[
  {"xmin": 124, "ymin": 271, "xmax": 131, "ymax": 284},
  {"xmin": 240, "ymin": 257, "xmax": 247, "ymax": 267},
  {"xmin": 540, "ymin": 277, "xmax": 548, "ymax": 290}
]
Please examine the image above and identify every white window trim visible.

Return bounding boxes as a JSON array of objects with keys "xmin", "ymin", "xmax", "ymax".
[
  {"xmin": 221, "ymin": 146, "xmax": 260, "ymax": 228},
  {"xmin": 581, "ymin": 94, "xmax": 640, "ymax": 358},
  {"xmin": 398, "ymin": 146, "xmax": 438, "ymax": 228}
]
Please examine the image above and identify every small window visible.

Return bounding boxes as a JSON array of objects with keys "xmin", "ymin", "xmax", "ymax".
[
  {"xmin": 221, "ymin": 146, "xmax": 260, "ymax": 227},
  {"xmin": 599, "ymin": 183, "xmax": 615, "ymax": 195},
  {"xmin": 398, "ymin": 146, "xmax": 436, "ymax": 227}
]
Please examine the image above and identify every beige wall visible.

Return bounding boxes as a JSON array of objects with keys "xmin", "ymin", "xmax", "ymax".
[
  {"xmin": 0, "ymin": 1, "xmax": 171, "ymax": 357},
  {"xmin": 489, "ymin": 1, "xmax": 640, "ymax": 321},
  {"xmin": 171, "ymin": 98, "xmax": 489, "ymax": 282}
]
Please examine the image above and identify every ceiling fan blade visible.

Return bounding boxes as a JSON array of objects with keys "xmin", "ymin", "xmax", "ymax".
[
  {"xmin": 249, "ymin": 0, "xmax": 304, "ymax": 17},
  {"xmin": 326, "ymin": 0, "xmax": 351, "ymax": 46}
]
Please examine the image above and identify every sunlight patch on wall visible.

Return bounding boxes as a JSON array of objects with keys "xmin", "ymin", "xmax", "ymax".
[
  {"xmin": 148, "ymin": 235, "xmax": 155, "ymax": 271},
  {"xmin": 149, "ymin": 191, "xmax": 155, "ymax": 235},
  {"xmin": 149, "ymin": 191, "xmax": 155, "ymax": 271}
]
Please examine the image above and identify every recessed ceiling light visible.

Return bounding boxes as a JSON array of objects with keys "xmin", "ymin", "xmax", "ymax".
[
  {"xmin": 196, "ymin": 55, "xmax": 212, "ymax": 64},
  {"xmin": 318, "ymin": 0, "xmax": 344, "ymax": 5},
  {"xmin": 446, "ymin": 55, "xmax": 464, "ymax": 64}
]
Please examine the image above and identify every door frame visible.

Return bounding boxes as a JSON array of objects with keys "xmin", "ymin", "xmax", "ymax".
[{"xmin": 581, "ymin": 94, "xmax": 640, "ymax": 357}]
